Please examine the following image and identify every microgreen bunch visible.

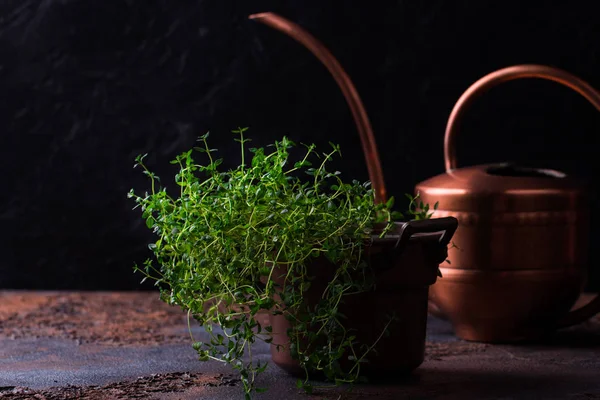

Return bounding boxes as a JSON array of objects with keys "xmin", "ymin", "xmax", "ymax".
[{"xmin": 128, "ymin": 128, "xmax": 434, "ymax": 398}]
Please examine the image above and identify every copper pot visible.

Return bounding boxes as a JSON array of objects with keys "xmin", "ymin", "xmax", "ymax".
[
  {"xmin": 416, "ymin": 64, "xmax": 600, "ymax": 342},
  {"xmin": 268, "ymin": 219, "xmax": 458, "ymax": 378}
]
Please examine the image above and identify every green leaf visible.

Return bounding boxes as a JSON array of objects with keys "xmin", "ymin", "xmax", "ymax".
[
  {"xmin": 303, "ymin": 383, "xmax": 313, "ymax": 394},
  {"xmin": 145, "ymin": 216, "xmax": 155, "ymax": 228},
  {"xmin": 385, "ymin": 196, "xmax": 395, "ymax": 209},
  {"xmin": 391, "ymin": 211, "xmax": 404, "ymax": 220}
]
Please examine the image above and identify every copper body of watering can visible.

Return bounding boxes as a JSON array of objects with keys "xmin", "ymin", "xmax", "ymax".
[{"xmin": 417, "ymin": 65, "xmax": 600, "ymax": 342}]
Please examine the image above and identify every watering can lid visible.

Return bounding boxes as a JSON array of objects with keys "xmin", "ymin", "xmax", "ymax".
[{"xmin": 416, "ymin": 163, "xmax": 588, "ymax": 212}]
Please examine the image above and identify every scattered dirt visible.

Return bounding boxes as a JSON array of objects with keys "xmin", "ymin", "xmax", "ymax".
[
  {"xmin": 311, "ymin": 390, "xmax": 403, "ymax": 400},
  {"xmin": 0, "ymin": 291, "xmax": 495, "ymax": 360},
  {"xmin": 1, "ymin": 292, "xmax": 598, "ymax": 399},
  {"xmin": 425, "ymin": 341, "xmax": 489, "ymax": 360},
  {"xmin": 0, "ymin": 293, "xmax": 50, "ymax": 319},
  {"xmin": 0, "ymin": 372, "xmax": 239, "ymax": 400},
  {"xmin": 0, "ymin": 292, "xmax": 190, "ymax": 346},
  {"xmin": 0, "ymin": 291, "xmax": 491, "ymax": 363}
]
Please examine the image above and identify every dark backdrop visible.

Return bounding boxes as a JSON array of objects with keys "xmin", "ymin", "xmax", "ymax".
[{"xmin": 1, "ymin": 0, "xmax": 599, "ymax": 290}]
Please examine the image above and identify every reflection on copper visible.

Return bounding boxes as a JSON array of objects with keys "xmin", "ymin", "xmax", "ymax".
[
  {"xmin": 503, "ymin": 189, "xmax": 571, "ymax": 195},
  {"xmin": 418, "ymin": 187, "xmax": 469, "ymax": 196},
  {"xmin": 417, "ymin": 64, "xmax": 600, "ymax": 342},
  {"xmin": 249, "ymin": 12, "xmax": 387, "ymax": 204}
]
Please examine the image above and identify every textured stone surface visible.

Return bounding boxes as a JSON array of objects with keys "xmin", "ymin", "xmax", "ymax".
[
  {"xmin": 0, "ymin": 291, "xmax": 190, "ymax": 346},
  {"xmin": 0, "ymin": 372, "xmax": 239, "ymax": 400},
  {"xmin": 0, "ymin": 291, "xmax": 599, "ymax": 399},
  {"xmin": 0, "ymin": 1, "xmax": 599, "ymax": 289}
]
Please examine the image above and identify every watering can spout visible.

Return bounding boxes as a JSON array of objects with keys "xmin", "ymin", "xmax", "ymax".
[{"xmin": 249, "ymin": 12, "xmax": 387, "ymax": 204}]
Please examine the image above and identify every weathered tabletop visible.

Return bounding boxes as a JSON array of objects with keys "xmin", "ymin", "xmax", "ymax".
[{"xmin": 0, "ymin": 291, "xmax": 599, "ymax": 399}]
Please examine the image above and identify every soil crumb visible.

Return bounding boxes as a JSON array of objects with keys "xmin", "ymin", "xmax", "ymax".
[
  {"xmin": 425, "ymin": 341, "xmax": 489, "ymax": 360},
  {"xmin": 0, "ymin": 372, "xmax": 238, "ymax": 400},
  {"xmin": 0, "ymin": 292, "xmax": 189, "ymax": 346}
]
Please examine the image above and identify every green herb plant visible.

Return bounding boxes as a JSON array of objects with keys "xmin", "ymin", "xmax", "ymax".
[{"xmin": 129, "ymin": 128, "xmax": 436, "ymax": 398}]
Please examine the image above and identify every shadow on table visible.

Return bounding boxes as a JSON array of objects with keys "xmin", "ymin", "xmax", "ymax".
[
  {"xmin": 427, "ymin": 314, "xmax": 600, "ymax": 349},
  {"xmin": 511, "ymin": 321, "xmax": 600, "ymax": 349},
  {"xmin": 300, "ymin": 366, "xmax": 600, "ymax": 400},
  {"xmin": 542, "ymin": 319, "xmax": 600, "ymax": 348}
]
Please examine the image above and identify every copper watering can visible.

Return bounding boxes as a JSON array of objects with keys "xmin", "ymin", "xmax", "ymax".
[{"xmin": 417, "ymin": 65, "xmax": 600, "ymax": 342}]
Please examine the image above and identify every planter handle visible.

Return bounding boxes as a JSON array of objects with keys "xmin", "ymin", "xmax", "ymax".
[{"xmin": 396, "ymin": 217, "xmax": 458, "ymax": 262}]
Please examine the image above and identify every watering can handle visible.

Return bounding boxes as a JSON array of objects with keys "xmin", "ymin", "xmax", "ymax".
[
  {"xmin": 443, "ymin": 64, "xmax": 600, "ymax": 328},
  {"xmin": 444, "ymin": 64, "xmax": 600, "ymax": 172},
  {"xmin": 249, "ymin": 12, "xmax": 387, "ymax": 204}
]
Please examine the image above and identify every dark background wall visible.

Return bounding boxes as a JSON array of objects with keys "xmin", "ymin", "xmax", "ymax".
[{"xmin": 1, "ymin": 0, "xmax": 599, "ymax": 290}]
